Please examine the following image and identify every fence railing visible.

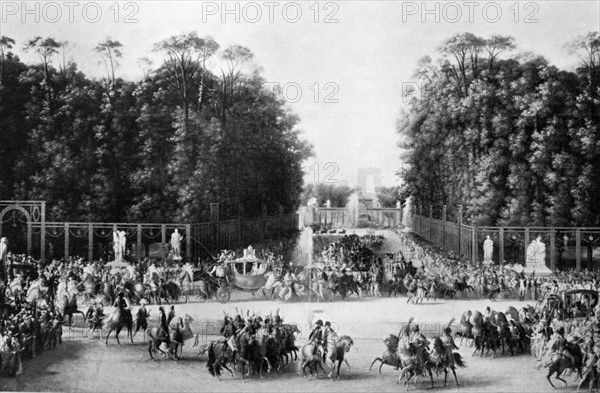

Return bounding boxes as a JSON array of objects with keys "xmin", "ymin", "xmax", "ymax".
[
  {"xmin": 411, "ymin": 207, "xmax": 600, "ymax": 272},
  {"xmin": 13, "ymin": 213, "xmax": 298, "ymax": 263}
]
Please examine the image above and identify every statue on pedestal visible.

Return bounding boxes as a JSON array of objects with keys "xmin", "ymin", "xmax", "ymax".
[
  {"xmin": 170, "ymin": 229, "xmax": 184, "ymax": 258},
  {"xmin": 118, "ymin": 230, "xmax": 127, "ymax": 260},
  {"xmin": 526, "ymin": 236, "xmax": 546, "ymax": 270},
  {"xmin": 113, "ymin": 230, "xmax": 121, "ymax": 262},
  {"xmin": 325, "ymin": 199, "xmax": 332, "ymax": 208},
  {"xmin": 483, "ymin": 235, "xmax": 494, "ymax": 264}
]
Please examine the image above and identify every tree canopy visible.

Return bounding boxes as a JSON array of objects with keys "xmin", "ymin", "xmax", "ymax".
[
  {"xmin": 0, "ymin": 33, "xmax": 313, "ymax": 222},
  {"xmin": 398, "ymin": 32, "xmax": 600, "ymax": 226}
]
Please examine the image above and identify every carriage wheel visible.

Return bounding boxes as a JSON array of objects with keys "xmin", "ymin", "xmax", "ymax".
[{"xmin": 216, "ymin": 288, "xmax": 231, "ymax": 303}]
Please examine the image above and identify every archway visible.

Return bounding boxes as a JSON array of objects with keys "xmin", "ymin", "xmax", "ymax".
[
  {"xmin": 0, "ymin": 201, "xmax": 46, "ymax": 261},
  {"xmin": 0, "ymin": 206, "xmax": 32, "ymax": 256}
]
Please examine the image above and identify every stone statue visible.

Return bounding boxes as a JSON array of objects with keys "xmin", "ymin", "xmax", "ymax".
[
  {"xmin": 325, "ymin": 199, "xmax": 332, "ymax": 208},
  {"xmin": 396, "ymin": 200, "xmax": 402, "ymax": 209},
  {"xmin": 307, "ymin": 197, "xmax": 318, "ymax": 207},
  {"xmin": 0, "ymin": 237, "xmax": 7, "ymax": 260},
  {"xmin": 170, "ymin": 229, "xmax": 184, "ymax": 258},
  {"xmin": 113, "ymin": 231, "xmax": 121, "ymax": 262},
  {"xmin": 118, "ymin": 230, "xmax": 127, "ymax": 260},
  {"xmin": 526, "ymin": 236, "xmax": 546, "ymax": 269},
  {"xmin": 483, "ymin": 235, "xmax": 494, "ymax": 263},
  {"xmin": 0, "ymin": 237, "xmax": 7, "ymax": 281}
]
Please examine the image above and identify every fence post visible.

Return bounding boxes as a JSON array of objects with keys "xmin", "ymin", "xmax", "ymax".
[
  {"xmin": 499, "ymin": 227, "xmax": 505, "ymax": 265},
  {"xmin": 457, "ymin": 205, "xmax": 463, "ymax": 258},
  {"xmin": 40, "ymin": 202, "xmax": 46, "ymax": 263},
  {"xmin": 210, "ymin": 203, "xmax": 219, "ymax": 252},
  {"xmin": 186, "ymin": 224, "xmax": 192, "ymax": 261},
  {"xmin": 524, "ymin": 228, "xmax": 530, "ymax": 266},
  {"xmin": 576, "ymin": 229, "xmax": 582, "ymax": 271},
  {"xmin": 442, "ymin": 205, "xmax": 447, "ymax": 250},
  {"xmin": 429, "ymin": 205, "xmax": 433, "ymax": 242},
  {"xmin": 137, "ymin": 224, "xmax": 142, "ymax": 262},
  {"xmin": 472, "ymin": 226, "xmax": 478, "ymax": 265},
  {"xmin": 550, "ymin": 228, "xmax": 556, "ymax": 272},
  {"xmin": 88, "ymin": 223, "xmax": 94, "ymax": 262},
  {"xmin": 64, "ymin": 222, "xmax": 69, "ymax": 260}
]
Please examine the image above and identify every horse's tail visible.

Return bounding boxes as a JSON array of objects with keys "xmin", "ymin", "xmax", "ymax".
[
  {"xmin": 453, "ymin": 353, "xmax": 467, "ymax": 368},
  {"xmin": 206, "ymin": 342, "xmax": 220, "ymax": 377}
]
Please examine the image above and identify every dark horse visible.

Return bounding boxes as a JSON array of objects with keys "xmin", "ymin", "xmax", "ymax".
[
  {"xmin": 546, "ymin": 342, "xmax": 583, "ymax": 388},
  {"xmin": 206, "ymin": 340, "xmax": 236, "ymax": 380}
]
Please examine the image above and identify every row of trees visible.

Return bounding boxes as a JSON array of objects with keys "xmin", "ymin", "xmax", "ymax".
[
  {"xmin": 398, "ymin": 32, "xmax": 600, "ymax": 227},
  {"xmin": 0, "ymin": 33, "xmax": 313, "ymax": 222}
]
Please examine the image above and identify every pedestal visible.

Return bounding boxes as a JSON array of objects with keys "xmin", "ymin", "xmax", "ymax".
[{"xmin": 523, "ymin": 260, "xmax": 554, "ymax": 276}]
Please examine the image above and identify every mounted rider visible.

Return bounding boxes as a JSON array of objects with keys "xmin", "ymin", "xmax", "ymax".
[
  {"xmin": 134, "ymin": 299, "xmax": 150, "ymax": 335},
  {"xmin": 322, "ymin": 321, "xmax": 335, "ymax": 360},
  {"xmin": 409, "ymin": 323, "xmax": 430, "ymax": 374},
  {"xmin": 308, "ymin": 319, "xmax": 324, "ymax": 357},
  {"xmin": 551, "ymin": 326, "xmax": 575, "ymax": 364},
  {"xmin": 220, "ymin": 315, "xmax": 238, "ymax": 359},
  {"xmin": 440, "ymin": 326, "xmax": 458, "ymax": 361},
  {"xmin": 158, "ymin": 306, "xmax": 170, "ymax": 345}
]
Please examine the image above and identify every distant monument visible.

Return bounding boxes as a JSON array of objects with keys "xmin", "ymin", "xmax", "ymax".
[{"xmin": 524, "ymin": 236, "xmax": 553, "ymax": 275}]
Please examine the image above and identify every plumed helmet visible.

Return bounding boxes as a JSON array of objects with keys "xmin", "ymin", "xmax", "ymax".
[
  {"xmin": 274, "ymin": 315, "xmax": 282, "ymax": 323},
  {"xmin": 315, "ymin": 319, "xmax": 323, "ymax": 327},
  {"xmin": 410, "ymin": 323, "xmax": 420, "ymax": 333},
  {"xmin": 444, "ymin": 327, "xmax": 452, "ymax": 335}
]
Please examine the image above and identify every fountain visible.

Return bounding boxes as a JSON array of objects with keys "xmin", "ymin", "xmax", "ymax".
[
  {"xmin": 345, "ymin": 192, "xmax": 360, "ymax": 227},
  {"xmin": 402, "ymin": 196, "xmax": 413, "ymax": 231}
]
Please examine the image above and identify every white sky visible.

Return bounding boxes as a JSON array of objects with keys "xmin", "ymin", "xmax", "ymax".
[{"xmin": 2, "ymin": 1, "xmax": 599, "ymax": 187}]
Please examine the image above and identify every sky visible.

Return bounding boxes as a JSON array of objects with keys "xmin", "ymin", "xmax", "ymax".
[{"xmin": 1, "ymin": 0, "xmax": 599, "ymax": 187}]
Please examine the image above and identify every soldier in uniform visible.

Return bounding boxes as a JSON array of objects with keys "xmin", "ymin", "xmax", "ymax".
[
  {"xmin": 308, "ymin": 319, "xmax": 324, "ymax": 357},
  {"xmin": 409, "ymin": 324, "xmax": 430, "ymax": 374},
  {"xmin": 134, "ymin": 300, "xmax": 150, "ymax": 337},
  {"xmin": 219, "ymin": 316, "xmax": 238, "ymax": 360},
  {"xmin": 167, "ymin": 305, "xmax": 176, "ymax": 325},
  {"xmin": 552, "ymin": 326, "xmax": 575, "ymax": 364},
  {"xmin": 322, "ymin": 321, "xmax": 335, "ymax": 360},
  {"xmin": 440, "ymin": 326, "xmax": 458, "ymax": 362},
  {"xmin": 158, "ymin": 306, "xmax": 170, "ymax": 345}
]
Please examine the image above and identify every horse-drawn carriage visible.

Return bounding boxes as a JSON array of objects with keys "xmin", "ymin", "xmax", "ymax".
[
  {"xmin": 537, "ymin": 289, "xmax": 599, "ymax": 318},
  {"xmin": 178, "ymin": 247, "xmax": 272, "ymax": 304},
  {"xmin": 220, "ymin": 247, "xmax": 271, "ymax": 303}
]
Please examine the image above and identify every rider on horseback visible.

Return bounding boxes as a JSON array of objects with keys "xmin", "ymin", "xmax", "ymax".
[
  {"xmin": 409, "ymin": 324, "xmax": 430, "ymax": 374},
  {"xmin": 158, "ymin": 306, "xmax": 170, "ymax": 345},
  {"xmin": 440, "ymin": 327, "xmax": 458, "ymax": 360},
  {"xmin": 309, "ymin": 319, "xmax": 324, "ymax": 357},
  {"xmin": 322, "ymin": 321, "xmax": 335, "ymax": 360},
  {"xmin": 552, "ymin": 326, "xmax": 575, "ymax": 364}
]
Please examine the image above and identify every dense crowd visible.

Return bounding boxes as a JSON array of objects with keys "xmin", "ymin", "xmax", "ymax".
[{"xmin": 0, "ymin": 236, "xmax": 302, "ymax": 376}]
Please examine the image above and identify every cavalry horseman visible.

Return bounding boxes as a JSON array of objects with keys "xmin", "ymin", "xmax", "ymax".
[
  {"xmin": 309, "ymin": 319, "xmax": 324, "ymax": 357},
  {"xmin": 409, "ymin": 323, "xmax": 430, "ymax": 374}
]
